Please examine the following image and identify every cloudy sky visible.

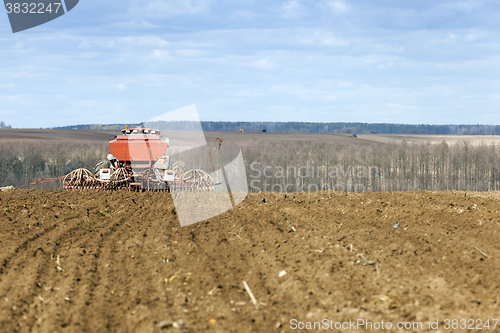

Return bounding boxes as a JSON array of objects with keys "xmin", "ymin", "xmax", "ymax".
[{"xmin": 1, "ymin": 0, "xmax": 500, "ymax": 128}]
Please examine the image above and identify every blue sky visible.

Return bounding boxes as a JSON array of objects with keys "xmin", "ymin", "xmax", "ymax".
[{"xmin": 1, "ymin": 0, "xmax": 500, "ymax": 128}]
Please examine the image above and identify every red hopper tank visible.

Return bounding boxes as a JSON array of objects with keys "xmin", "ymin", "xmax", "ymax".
[{"xmin": 108, "ymin": 128, "xmax": 168, "ymax": 167}]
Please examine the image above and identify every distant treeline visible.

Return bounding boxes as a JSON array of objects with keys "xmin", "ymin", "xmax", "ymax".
[
  {"xmin": 53, "ymin": 122, "xmax": 500, "ymax": 135},
  {"xmin": 201, "ymin": 122, "xmax": 500, "ymax": 135},
  {"xmin": 240, "ymin": 140, "xmax": 500, "ymax": 193},
  {"xmin": 3, "ymin": 138, "xmax": 500, "ymax": 193},
  {"xmin": 0, "ymin": 141, "xmax": 107, "ymax": 189}
]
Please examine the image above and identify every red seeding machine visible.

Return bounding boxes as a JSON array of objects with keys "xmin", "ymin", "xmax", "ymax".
[{"xmin": 20, "ymin": 127, "xmax": 222, "ymax": 192}]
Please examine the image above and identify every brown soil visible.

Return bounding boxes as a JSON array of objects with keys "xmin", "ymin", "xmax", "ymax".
[{"xmin": 0, "ymin": 189, "xmax": 499, "ymax": 332}]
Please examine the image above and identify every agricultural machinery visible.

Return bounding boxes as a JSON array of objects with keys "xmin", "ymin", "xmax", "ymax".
[{"xmin": 38, "ymin": 127, "xmax": 221, "ymax": 191}]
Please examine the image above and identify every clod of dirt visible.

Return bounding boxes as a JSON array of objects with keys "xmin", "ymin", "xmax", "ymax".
[
  {"xmin": 156, "ymin": 321, "xmax": 172, "ymax": 329},
  {"xmin": 0, "ymin": 186, "xmax": 14, "ymax": 192},
  {"xmin": 156, "ymin": 319, "xmax": 186, "ymax": 331}
]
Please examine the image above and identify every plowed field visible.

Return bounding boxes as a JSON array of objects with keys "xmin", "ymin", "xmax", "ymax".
[{"xmin": 1, "ymin": 189, "xmax": 499, "ymax": 332}]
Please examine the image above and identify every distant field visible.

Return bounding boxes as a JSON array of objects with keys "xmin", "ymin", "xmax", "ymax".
[
  {"xmin": 0, "ymin": 128, "xmax": 368, "ymax": 145},
  {"xmin": 358, "ymin": 133, "xmax": 500, "ymax": 146},
  {"xmin": 0, "ymin": 128, "xmax": 118, "ymax": 143},
  {"xmin": 3, "ymin": 128, "xmax": 498, "ymax": 147},
  {"xmin": 219, "ymin": 131, "xmax": 500, "ymax": 147}
]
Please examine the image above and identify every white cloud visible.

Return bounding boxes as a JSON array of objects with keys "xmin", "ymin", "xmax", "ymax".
[
  {"xmin": 250, "ymin": 58, "xmax": 273, "ymax": 70},
  {"xmin": 77, "ymin": 36, "xmax": 170, "ymax": 50},
  {"xmin": 386, "ymin": 102, "xmax": 420, "ymax": 112},
  {"xmin": 327, "ymin": 0, "xmax": 349, "ymax": 14},
  {"xmin": 117, "ymin": 83, "xmax": 127, "ymax": 90},
  {"xmin": 281, "ymin": 0, "xmax": 302, "ymax": 19},
  {"xmin": 175, "ymin": 49, "xmax": 205, "ymax": 57},
  {"xmin": 131, "ymin": 0, "xmax": 212, "ymax": 18},
  {"xmin": 150, "ymin": 49, "xmax": 170, "ymax": 60},
  {"xmin": 0, "ymin": 95, "xmax": 25, "ymax": 102},
  {"xmin": 465, "ymin": 33, "xmax": 478, "ymax": 42},
  {"xmin": 78, "ymin": 39, "xmax": 116, "ymax": 49},
  {"xmin": 229, "ymin": 10, "xmax": 261, "ymax": 21},
  {"xmin": 337, "ymin": 82, "xmax": 353, "ymax": 88},
  {"xmin": 111, "ymin": 20, "xmax": 161, "ymax": 30},
  {"xmin": 298, "ymin": 30, "xmax": 349, "ymax": 47},
  {"xmin": 439, "ymin": 1, "xmax": 480, "ymax": 13},
  {"xmin": 373, "ymin": 43, "xmax": 405, "ymax": 54},
  {"xmin": 235, "ymin": 89, "xmax": 264, "ymax": 97},
  {"xmin": 119, "ymin": 36, "xmax": 170, "ymax": 48}
]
